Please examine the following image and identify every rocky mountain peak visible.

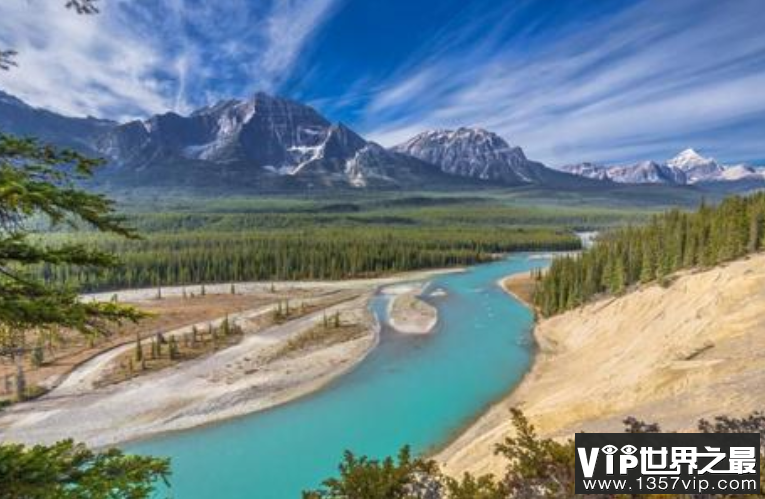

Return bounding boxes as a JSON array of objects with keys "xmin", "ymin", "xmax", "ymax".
[
  {"xmin": 392, "ymin": 127, "xmax": 541, "ymax": 184},
  {"xmin": 666, "ymin": 148, "xmax": 722, "ymax": 182},
  {"xmin": 668, "ymin": 148, "xmax": 710, "ymax": 168}
]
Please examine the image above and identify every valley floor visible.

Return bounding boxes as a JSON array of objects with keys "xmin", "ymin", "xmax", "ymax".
[
  {"xmin": 0, "ymin": 270, "xmax": 455, "ymax": 448},
  {"xmin": 439, "ymin": 253, "xmax": 765, "ymax": 477}
]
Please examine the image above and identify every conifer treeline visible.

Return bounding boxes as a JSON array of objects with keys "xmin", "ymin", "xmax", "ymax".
[
  {"xmin": 39, "ymin": 227, "xmax": 579, "ymax": 291},
  {"xmin": 534, "ymin": 193, "xmax": 765, "ymax": 316}
]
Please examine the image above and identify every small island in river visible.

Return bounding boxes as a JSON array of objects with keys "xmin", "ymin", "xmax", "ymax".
[{"xmin": 385, "ymin": 283, "xmax": 439, "ymax": 334}]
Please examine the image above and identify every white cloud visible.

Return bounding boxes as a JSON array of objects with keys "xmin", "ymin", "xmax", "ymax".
[
  {"xmin": 363, "ymin": 0, "xmax": 765, "ymax": 165},
  {"xmin": 0, "ymin": 1, "xmax": 172, "ymax": 120},
  {"xmin": 0, "ymin": 0, "xmax": 339, "ymax": 120},
  {"xmin": 260, "ymin": 0, "xmax": 339, "ymax": 84}
]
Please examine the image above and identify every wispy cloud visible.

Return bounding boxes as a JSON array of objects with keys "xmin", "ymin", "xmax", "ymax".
[
  {"xmin": 1, "ymin": 0, "xmax": 762, "ymax": 165},
  {"xmin": 361, "ymin": 0, "xmax": 765, "ymax": 165},
  {"xmin": 0, "ymin": 0, "xmax": 339, "ymax": 120},
  {"xmin": 261, "ymin": 0, "xmax": 339, "ymax": 81},
  {"xmin": 0, "ymin": 1, "xmax": 171, "ymax": 120}
]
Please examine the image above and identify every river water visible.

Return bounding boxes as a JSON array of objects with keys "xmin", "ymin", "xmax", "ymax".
[{"xmin": 131, "ymin": 254, "xmax": 551, "ymax": 498}]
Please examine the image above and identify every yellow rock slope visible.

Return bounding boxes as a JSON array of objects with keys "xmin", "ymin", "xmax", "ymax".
[{"xmin": 439, "ymin": 253, "xmax": 765, "ymax": 477}]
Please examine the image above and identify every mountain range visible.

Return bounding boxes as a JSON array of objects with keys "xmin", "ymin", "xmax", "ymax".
[
  {"xmin": 0, "ymin": 89, "xmax": 762, "ymax": 193},
  {"xmin": 557, "ymin": 148, "xmax": 765, "ymax": 186},
  {"xmin": 1, "ymin": 90, "xmax": 583, "ymax": 191}
]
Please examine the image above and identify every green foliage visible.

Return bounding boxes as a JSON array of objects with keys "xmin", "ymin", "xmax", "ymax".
[
  {"xmin": 0, "ymin": 439, "xmax": 170, "ymax": 499},
  {"xmin": 30, "ymin": 342, "xmax": 44, "ymax": 368},
  {"xmin": 32, "ymin": 189, "xmax": 676, "ymax": 292},
  {"xmin": 442, "ymin": 474, "xmax": 504, "ymax": 499},
  {"xmin": 535, "ymin": 193, "xmax": 765, "ymax": 316},
  {"xmin": 0, "ymin": 133, "xmax": 143, "ymax": 341},
  {"xmin": 308, "ymin": 410, "xmax": 765, "ymax": 499},
  {"xmin": 134, "ymin": 335, "xmax": 143, "ymax": 362},
  {"xmin": 302, "ymin": 446, "xmax": 440, "ymax": 499},
  {"xmin": 36, "ymin": 227, "xmax": 579, "ymax": 291},
  {"xmin": 494, "ymin": 409, "xmax": 575, "ymax": 498}
]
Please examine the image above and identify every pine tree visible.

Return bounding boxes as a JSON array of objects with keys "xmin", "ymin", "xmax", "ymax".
[
  {"xmin": 31, "ymin": 342, "xmax": 44, "ymax": 368},
  {"xmin": 534, "ymin": 193, "xmax": 765, "ymax": 316},
  {"xmin": 168, "ymin": 337, "xmax": 178, "ymax": 360},
  {"xmin": 749, "ymin": 211, "xmax": 763, "ymax": 253},
  {"xmin": 135, "ymin": 334, "xmax": 143, "ymax": 362},
  {"xmin": 0, "ymin": 133, "xmax": 144, "ymax": 389},
  {"xmin": 191, "ymin": 325, "xmax": 199, "ymax": 348}
]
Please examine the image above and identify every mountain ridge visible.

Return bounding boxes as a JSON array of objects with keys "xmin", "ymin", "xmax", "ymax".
[
  {"xmin": 392, "ymin": 127, "xmax": 596, "ymax": 188},
  {"xmin": 1, "ymin": 89, "xmax": 761, "ymax": 193},
  {"xmin": 557, "ymin": 148, "xmax": 764, "ymax": 186},
  {"xmin": 0, "ymin": 90, "xmax": 584, "ymax": 191}
]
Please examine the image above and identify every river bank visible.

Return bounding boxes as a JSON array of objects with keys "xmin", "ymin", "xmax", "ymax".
[
  {"xmin": 0, "ymin": 268, "xmax": 459, "ymax": 448},
  {"xmin": 439, "ymin": 253, "xmax": 765, "ymax": 477},
  {"xmin": 0, "ymin": 295, "xmax": 376, "ymax": 447},
  {"xmin": 500, "ymin": 271, "xmax": 535, "ymax": 308},
  {"xmin": 121, "ymin": 255, "xmax": 545, "ymax": 499}
]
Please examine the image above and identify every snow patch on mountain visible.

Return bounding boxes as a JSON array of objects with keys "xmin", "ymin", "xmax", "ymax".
[
  {"xmin": 557, "ymin": 162, "xmax": 611, "ymax": 181},
  {"xmin": 558, "ymin": 149, "xmax": 764, "ymax": 186},
  {"xmin": 666, "ymin": 148, "xmax": 724, "ymax": 183},
  {"xmin": 393, "ymin": 127, "xmax": 548, "ymax": 184}
]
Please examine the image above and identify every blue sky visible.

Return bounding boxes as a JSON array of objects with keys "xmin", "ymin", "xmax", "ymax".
[{"xmin": 1, "ymin": 0, "xmax": 764, "ymax": 165}]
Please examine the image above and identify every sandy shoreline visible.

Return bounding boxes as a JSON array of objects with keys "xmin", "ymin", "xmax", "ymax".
[
  {"xmin": 84, "ymin": 268, "xmax": 463, "ymax": 304},
  {"xmin": 0, "ymin": 296, "xmax": 376, "ymax": 447},
  {"xmin": 384, "ymin": 283, "xmax": 438, "ymax": 334},
  {"xmin": 0, "ymin": 269, "xmax": 459, "ymax": 448},
  {"xmin": 498, "ymin": 272, "xmax": 534, "ymax": 309},
  {"xmin": 439, "ymin": 254, "xmax": 765, "ymax": 477}
]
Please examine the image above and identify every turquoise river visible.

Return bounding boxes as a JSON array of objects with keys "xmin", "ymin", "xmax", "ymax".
[{"xmin": 131, "ymin": 254, "xmax": 551, "ymax": 498}]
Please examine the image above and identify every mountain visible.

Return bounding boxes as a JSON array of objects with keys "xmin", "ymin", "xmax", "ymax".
[
  {"xmin": 0, "ymin": 90, "xmax": 114, "ymax": 153},
  {"xmin": 96, "ymin": 92, "xmax": 456, "ymax": 190},
  {"xmin": 392, "ymin": 128, "xmax": 592, "ymax": 187},
  {"xmin": 0, "ymin": 91, "xmax": 457, "ymax": 191},
  {"xmin": 555, "ymin": 162, "xmax": 611, "ymax": 181},
  {"xmin": 4, "ymin": 89, "xmax": 758, "ymax": 193},
  {"xmin": 0, "ymin": 91, "xmax": 598, "ymax": 191},
  {"xmin": 718, "ymin": 163, "xmax": 762, "ymax": 181},
  {"xmin": 558, "ymin": 148, "xmax": 764, "ymax": 189},
  {"xmin": 602, "ymin": 160, "xmax": 686, "ymax": 185},
  {"xmin": 666, "ymin": 148, "xmax": 723, "ymax": 183},
  {"xmin": 100, "ymin": 93, "xmax": 338, "ymax": 171}
]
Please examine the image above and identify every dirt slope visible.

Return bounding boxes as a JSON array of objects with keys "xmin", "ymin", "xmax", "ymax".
[{"xmin": 439, "ymin": 253, "xmax": 765, "ymax": 477}]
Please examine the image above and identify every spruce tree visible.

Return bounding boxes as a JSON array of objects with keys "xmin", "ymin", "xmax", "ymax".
[
  {"xmin": 135, "ymin": 334, "xmax": 143, "ymax": 362},
  {"xmin": 0, "ymin": 133, "xmax": 144, "ymax": 383}
]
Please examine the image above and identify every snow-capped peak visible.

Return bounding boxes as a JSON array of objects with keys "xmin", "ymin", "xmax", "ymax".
[
  {"xmin": 664, "ymin": 148, "xmax": 723, "ymax": 183},
  {"xmin": 667, "ymin": 148, "xmax": 716, "ymax": 170},
  {"xmin": 392, "ymin": 127, "xmax": 545, "ymax": 184},
  {"xmin": 556, "ymin": 147, "xmax": 765, "ymax": 186}
]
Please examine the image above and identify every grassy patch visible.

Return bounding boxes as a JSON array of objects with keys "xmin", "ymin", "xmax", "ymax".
[{"xmin": 269, "ymin": 318, "xmax": 368, "ymax": 361}]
